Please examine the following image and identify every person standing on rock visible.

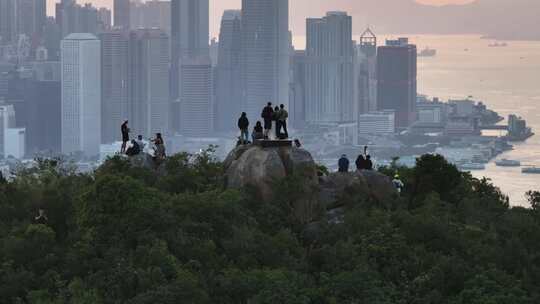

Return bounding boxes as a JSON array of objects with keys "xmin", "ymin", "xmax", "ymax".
[
  {"xmin": 365, "ymin": 155, "xmax": 374, "ymax": 170},
  {"xmin": 355, "ymin": 154, "xmax": 366, "ymax": 170},
  {"xmin": 261, "ymin": 102, "xmax": 274, "ymax": 139},
  {"xmin": 120, "ymin": 120, "xmax": 130, "ymax": 154},
  {"xmin": 338, "ymin": 154, "xmax": 350, "ymax": 173},
  {"xmin": 238, "ymin": 112, "xmax": 250, "ymax": 144},
  {"xmin": 278, "ymin": 104, "xmax": 289, "ymax": 139},
  {"xmin": 273, "ymin": 106, "xmax": 281, "ymax": 139}
]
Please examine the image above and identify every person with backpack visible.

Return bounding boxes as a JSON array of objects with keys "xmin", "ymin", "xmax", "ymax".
[
  {"xmin": 393, "ymin": 174, "xmax": 404, "ymax": 194},
  {"xmin": 261, "ymin": 102, "xmax": 274, "ymax": 139},
  {"xmin": 237, "ymin": 112, "xmax": 250, "ymax": 144}
]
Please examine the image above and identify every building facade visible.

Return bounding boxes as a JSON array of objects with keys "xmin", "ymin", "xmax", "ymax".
[
  {"xmin": 61, "ymin": 33, "xmax": 101, "ymax": 156},
  {"xmin": 377, "ymin": 38, "xmax": 417, "ymax": 129},
  {"xmin": 114, "ymin": 0, "xmax": 131, "ymax": 30},
  {"xmin": 128, "ymin": 29, "xmax": 170, "ymax": 138},
  {"xmin": 357, "ymin": 110, "xmax": 396, "ymax": 137},
  {"xmin": 241, "ymin": 0, "xmax": 290, "ymax": 121},
  {"xmin": 215, "ymin": 10, "xmax": 242, "ymax": 132},
  {"xmin": 304, "ymin": 11, "xmax": 354, "ymax": 124}
]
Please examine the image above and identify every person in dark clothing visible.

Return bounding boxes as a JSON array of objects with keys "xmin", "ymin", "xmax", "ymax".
[
  {"xmin": 273, "ymin": 106, "xmax": 281, "ymax": 138},
  {"xmin": 126, "ymin": 140, "xmax": 140, "ymax": 156},
  {"xmin": 261, "ymin": 102, "xmax": 274, "ymax": 139},
  {"xmin": 34, "ymin": 208, "xmax": 48, "ymax": 225},
  {"xmin": 365, "ymin": 155, "xmax": 374, "ymax": 170},
  {"xmin": 238, "ymin": 112, "xmax": 250, "ymax": 144},
  {"xmin": 355, "ymin": 154, "xmax": 366, "ymax": 170},
  {"xmin": 294, "ymin": 139, "xmax": 302, "ymax": 148},
  {"xmin": 121, "ymin": 120, "xmax": 130, "ymax": 154},
  {"xmin": 252, "ymin": 121, "xmax": 264, "ymax": 142},
  {"xmin": 338, "ymin": 154, "xmax": 350, "ymax": 173},
  {"xmin": 278, "ymin": 104, "xmax": 289, "ymax": 139}
]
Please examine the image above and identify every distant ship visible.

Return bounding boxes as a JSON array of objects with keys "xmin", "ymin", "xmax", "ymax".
[
  {"xmin": 418, "ymin": 47, "xmax": 437, "ymax": 57},
  {"xmin": 459, "ymin": 163, "xmax": 486, "ymax": 171},
  {"xmin": 522, "ymin": 167, "xmax": 540, "ymax": 174},
  {"xmin": 495, "ymin": 159, "xmax": 521, "ymax": 167},
  {"xmin": 488, "ymin": 42, "xmax": 508, "ymax": 47}
]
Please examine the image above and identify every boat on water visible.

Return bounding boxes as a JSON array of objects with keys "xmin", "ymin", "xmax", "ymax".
[
  {"xmin": 488, "ymin": 42, "xmax": 508, "ymax": 47},
  {"xmin": 459, "ymin": 163, "xmax": 486, "ymax": 171},
  {"xmin": 522, "ymin": 167, "xmax": 540, "ymax": 174},
  {"xmin": 418, "ymin": 47, "xmax": 437, "ymax": 57},
  {"xmin": 495, "ymin": 159, "xmax": 521, "ymax": 167}
]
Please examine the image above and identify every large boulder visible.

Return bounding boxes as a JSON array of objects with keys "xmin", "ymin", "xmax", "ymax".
[
  {"xmin": 358, "ymin": 170, "xmax": 397, "ymax": 203},
  {"xmin": 224, "ymin": 144, "xmax": 318, "ymax": 200}
]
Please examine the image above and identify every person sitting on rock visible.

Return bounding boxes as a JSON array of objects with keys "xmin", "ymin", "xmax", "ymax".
[
  {"xmin": 338, "ymin": 154, "xmax": 350, "ymax": 173},
  {"xmin": 126, "ymin": 140, "xmax": 140, "ymax": 156},
  {"xmin": 365, "ymin": 155, "xmax": 374, "ymax": 170},
  {"xmin": 252, "ymin": 121, "xmax": 264, "ymax": 142},
  {"xmin": 237, "ymin": 112, "xmax": 250, "ymax": 144},
  {"xmin": 392, "ymin": 174, "xmax": 404, "ymax": 194},
  {"xmin": 261, "ymin": 102, "xmax": 274, "ymax": 139},
  {"xmin": 355, "ymin": 154, "xmax": 366, "ymax": 170},
  {"xmin": 152, "ymin": 133, "xmax": 166, "ymax": 161},
  {"xmin": 34, "ymin": 208, "xmax": 48, "ymax": 225},
  {"xmin": 136, "ymin": 135, "xmax": 146, "ymax": 153}
]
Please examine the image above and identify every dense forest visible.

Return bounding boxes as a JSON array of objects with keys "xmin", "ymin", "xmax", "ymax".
[{"xmin": 1, "ymin": 150, "xmax": 539, "ymax": 303}]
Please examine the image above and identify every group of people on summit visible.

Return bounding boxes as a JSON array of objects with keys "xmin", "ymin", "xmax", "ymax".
[
  {"xmin": 338, "ymin": 146, "xmax": 374, "ymax": 173},
  {"xmin": 120, "ymin": 121, "xmax": 166, "ymax": 161},
  {"xmin": 238, "ymin": 102, "xmax": 289, "ymax": 144}
]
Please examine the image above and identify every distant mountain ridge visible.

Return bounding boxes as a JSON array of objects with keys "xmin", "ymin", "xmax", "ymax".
[{"xmin": 289, "ymin": 0, "xmax": 540, "ymax": 40}]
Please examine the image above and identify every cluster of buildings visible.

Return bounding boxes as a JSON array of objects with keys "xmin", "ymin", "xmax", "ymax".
[{"xmin": 1, "ymin": 0, "xmax": 487, "ymax": 165}]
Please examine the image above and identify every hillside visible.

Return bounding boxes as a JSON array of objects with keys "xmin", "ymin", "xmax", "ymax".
[{"xmin": 1, "ymin": 148, "xmax": 540, "ymax": 303}]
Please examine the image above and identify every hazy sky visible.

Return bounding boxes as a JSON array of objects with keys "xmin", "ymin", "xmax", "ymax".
[{"xmin": 47, "ymin": 0, "xmax": 476, "ymax": 37}]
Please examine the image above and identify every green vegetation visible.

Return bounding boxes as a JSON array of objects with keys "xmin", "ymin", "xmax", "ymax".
[{"xmin": 1, "ymin": 152, "xmax": 539, "ymax": 303}]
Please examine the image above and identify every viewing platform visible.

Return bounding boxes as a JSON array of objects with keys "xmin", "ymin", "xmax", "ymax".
[{"xmin": 253, "ymin": 139, "xmax": 292, "ymax": 148}]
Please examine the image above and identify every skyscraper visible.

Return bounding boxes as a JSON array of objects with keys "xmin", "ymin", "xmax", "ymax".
[
  {"xmin": 304, "ymin": 11, "xmax": 354, "ymax": 123},
  {"xmin": 0, "ymin": 0, "xmax": 46, "ymax": 44},
  {"xmin": 99, "ymin": 31, "xmax": 129, "ymax": 144},
  {"xmin": 61, "ymin": 33, "xmax": 101, "ymax": 156},
  {"xmin": 241, "ymin": 0, "xmax": 290, "ymax": 121},
  {"xmin": 179, "ymin": 57, "xmax": 213, "ymax": 137},
  {"xmin": 377, "ymin": 38, "xmax": 417, "ymax": 129},
  {"xmin": 171, "ymin": 0, "xmax": 209, "ymax": 101},
  {"xmin": 56, "ymin": 1, "xmax": 100, "ymax": 37},
  {"xmin": 0, "ymin": 0, "xmax": 16, "ymax": 44},
  {"xmin": 215, "ymin": 10, "xmax": 242, "ymax": 132},
  {"xmin": 128, "ymin": 29, "xmax": 170, "ymax": 138},
  {"xmin": 114, "ymin": 0, "xmax": 130, "ymax": 30},
  {"xmin": 0, "ymin": 104, "xmax": 16, "ymax": 157},
  {"xmin": 357, "ymin": 28, "xmax": 378, "ymax": 115},
  {"xmin": 131, "ymin": 0, "xmax": 171, "ymax": 34}
]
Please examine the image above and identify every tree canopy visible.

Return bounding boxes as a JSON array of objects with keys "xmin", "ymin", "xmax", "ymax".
[{"xmin": 0, "ymin": 152, "xmax": 539, "ymax": 303}]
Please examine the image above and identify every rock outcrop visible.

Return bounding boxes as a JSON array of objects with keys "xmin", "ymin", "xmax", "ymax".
[{"xmin": 224, "ymin": 144, "xmax": 318, "ymax": 199}]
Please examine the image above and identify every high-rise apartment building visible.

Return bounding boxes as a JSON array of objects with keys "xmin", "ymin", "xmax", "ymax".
[
  {"xmin": 179, "ymin": 57, "xmax": 213, "ymax": 137},
  {"xmin": 240, "ymin": 0, "xmax": 290, "ymax": 121},
  {"xmin": 99, "ymin": 31, "xmax": 129, "ymax": 144},
  {"xmin": 0, "ymin": 0, "xmax": 46, "ymax": 44},
  {"xmin": 61, "ymin": 33, "xmax": 101, "ymax": 156},
  {"xmin": 357, "ymin": 28, "xmax": 378, "ymax": 115},
  {"xmin": 377, "ymin": 38, "xmax": 417, "ymax": 129},
  {"xmin": 0, "ymin": 104, "xmax": 15, "ymax": 157},
  {"xmin": 215, "ymin": 10, "xmax": 242, "ymax": 132},
  {"xmin": 114, "ymin": 0, "xmax": 131, "ymax": 30},
  {"xmin": 304, "ymin": 11, "xmax": 354, "ymax": 124},
  {"xmin": 131, "ymin": 0, "xmax": 171, "ymax": 34},
  {"xmin": 128, "ymin": 29, "xmax": 170, "ymax": 138},
  {"xmin": 56, "ymin": 1, "xmax": 100, "ymax": 37}
]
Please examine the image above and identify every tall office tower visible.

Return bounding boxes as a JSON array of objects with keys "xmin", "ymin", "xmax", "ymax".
[
  {"xmin": 171, "ymin": 0, "xmax": 209, "ymax": 111},
  {"xmin": 98, "ymin": 8, "xmax": 112, "ymax": 31},
  {"xmin": 99, "ymin": 31, "xmax": 129, "ymax": 144},
  {"xmin": 114, "ymin": 0, "xmax": 131, "ymax": 30},
  {"xmin": 79, "ymin": 4, "xmax": 99, "ymax": 34},
  {"xmin": 304, "ymin": 11, "xmax": 354, "ymax": 123},
  {"xmin": 0, "ymin": 0, "xmax": 16, "ymax": 44},
  {"xmin": 0, "ymin": 104, "xmax": 16, "ymax": 157},
  {"xmin": 377, "ymin": 38, "xmax": 417, "ymax": 129},
  {"xmin": 23, "ymin": 61, "xmax": 62, "ymax": 154},
  {"xmin": 179, "ymin": 57, "xmax": 213, "ymax": 137},
  {"xmin": 16, "ymin": 0, "xmax": 47, "ymax": 39},
  {"xmin": 61, "ymin": 33, "xmax": 101, "ymax": 156},
  {"xmin": 215, "ymin": 10, "xmax": 242, "ymax": 132},
  {"xmin": 241, "ymin": 0, "xmax": 290, "ymax": 121},
  {"xmin": 43, "ymin": 17, "xmax": 62, "ymax": 61},
  {"xmin": 131, "ymin": 0, "xmax": 171, "ymax": 34},
  {"xmin": 290, "ymin": 50, "xmax": 307, "ymax": 129},
  {"xmin": 128, "ymin": 29, "xmax": 170, "ymax": 138},
  {"xmin": 356, "ymin": 28, "xmax": 378, "ymax": 115}
]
